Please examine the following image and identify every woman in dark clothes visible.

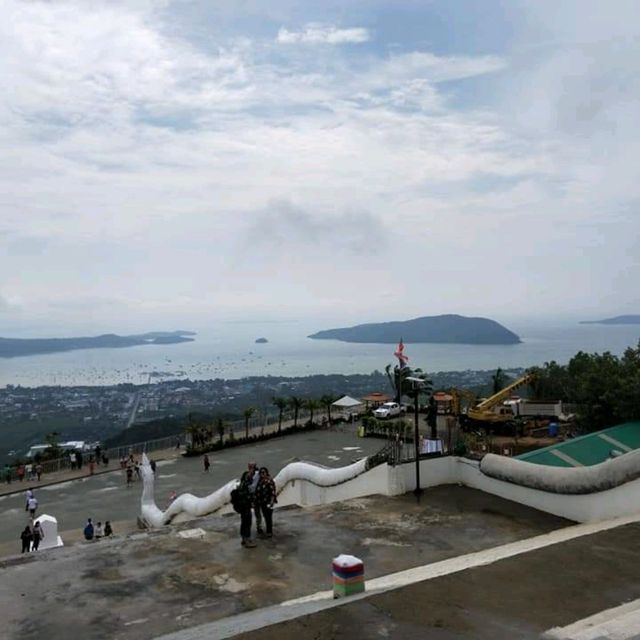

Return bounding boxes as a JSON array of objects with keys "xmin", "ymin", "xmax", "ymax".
[
  {"xmin": 20, "ymin": 526, "xmax": 32, "ymax": 553},
  {"xmin": 255, "ymin": 467, "xmax": 277, "ymax": 538}
]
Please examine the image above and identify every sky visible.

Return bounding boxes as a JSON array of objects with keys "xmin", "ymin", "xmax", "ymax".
[{"xmin": 1, "ymin": 0, "xmax": 639, "ymax": 335}]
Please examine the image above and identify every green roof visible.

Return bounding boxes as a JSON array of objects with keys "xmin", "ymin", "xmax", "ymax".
[{"xmin": 516, "ymin": 422, "xmax": 640, "ymax": 467}]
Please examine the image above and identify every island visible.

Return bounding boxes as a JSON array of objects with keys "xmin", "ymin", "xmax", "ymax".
[
  {"xmin": 0, "ymin": 331, "xmax": 196, "ymax": 358},
  {"xmin": 255, "ymin": 337, "xmax": 269, "ymax": 344},
  {"xmin": 580, "ymin": 315, "xmax": 640, "ymax": 325},
  {"xmin": 308, "ymin": 314, "xmax": 521, "ymax": 345}
]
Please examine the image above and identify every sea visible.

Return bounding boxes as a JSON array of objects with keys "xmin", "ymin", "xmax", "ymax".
[{"xmin": 0, "ymin": 320, "xmax": 638, "ymax": 388}]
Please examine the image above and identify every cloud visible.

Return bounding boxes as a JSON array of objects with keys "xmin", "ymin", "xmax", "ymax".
[
  {"xmin": 277, "ymin": 23, "xmax": 370, "ymax": 45},
  {"xmin": 0, "ymin": 0, "xmax": 638, "ymax": 327},
  {"xmin": 243, "ymin": 199, "xmax": 387, "ymax": 257}
]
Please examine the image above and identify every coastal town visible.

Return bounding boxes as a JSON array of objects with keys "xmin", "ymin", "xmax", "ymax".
[{"xmin": 0, "ymin": 368, "xmax": 519, "ymax": 463}]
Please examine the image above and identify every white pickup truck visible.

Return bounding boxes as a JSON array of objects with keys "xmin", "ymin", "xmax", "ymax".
[{"xmin": 373, "ymin": 402, "xmax": 405, "ymax": 419}]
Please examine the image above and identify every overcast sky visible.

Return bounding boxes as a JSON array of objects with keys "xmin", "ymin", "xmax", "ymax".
[{"xmin": 1, "ymin": 0, "xmax": 639, "ymax": 335}]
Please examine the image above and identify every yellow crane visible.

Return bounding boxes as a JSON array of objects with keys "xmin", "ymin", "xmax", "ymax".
[{"xmin": 466, "ymin": 373, "xmax": 535, "ymax": 424}]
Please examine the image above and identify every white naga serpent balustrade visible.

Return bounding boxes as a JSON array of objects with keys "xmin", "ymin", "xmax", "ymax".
[{"xmin": 139, "ymin": 453, "xmax": 369, "ymax": 528}]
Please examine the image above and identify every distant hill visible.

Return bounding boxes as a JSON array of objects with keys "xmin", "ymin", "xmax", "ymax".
[
  {"xmin": 0, "ymin": 331, "xmax": 195, "ymax": 358},
  {"xmin": 308, "ymin": 315, "xmax": 521, "ymax": 345},
  {"xmin": 580, "ymin": 315, "xmax": 640, "ymax": 325}
]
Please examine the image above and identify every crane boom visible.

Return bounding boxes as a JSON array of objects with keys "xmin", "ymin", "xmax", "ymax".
[{"xmin": 467, "ymin": 373, "xmax": 534, "ymax": 423}]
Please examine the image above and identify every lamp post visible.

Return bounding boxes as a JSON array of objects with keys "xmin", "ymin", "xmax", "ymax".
[{"xmin": 406, "ymin": 376, "xmax": 426, "ymax": 498}]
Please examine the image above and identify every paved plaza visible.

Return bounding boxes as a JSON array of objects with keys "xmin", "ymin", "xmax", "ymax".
[
  {"xmin": 0, "ymin": 486, "xmax": 568, "ymax": 639},
  {"xmin": 0, "ymin": 428, "xmax": 380, "ymax": 553}
]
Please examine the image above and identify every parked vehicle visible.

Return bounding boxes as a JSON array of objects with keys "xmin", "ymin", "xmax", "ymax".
[{"xmin": 373, "ymin": 402, "xmax": 404, "ymax": 419}]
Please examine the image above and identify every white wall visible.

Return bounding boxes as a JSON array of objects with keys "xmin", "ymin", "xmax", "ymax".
[
  {"xmin": 276, "ymin": 463, "xmax": 392, "ymax": 507},
  {"xmin": 272, "ymin": 456, "xmax": 640, "ymax": 524}
]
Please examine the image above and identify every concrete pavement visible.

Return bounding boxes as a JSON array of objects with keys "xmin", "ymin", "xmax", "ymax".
[{"xmin": 0, "ymin": 487, "xmax": 569, "ymax": 639}]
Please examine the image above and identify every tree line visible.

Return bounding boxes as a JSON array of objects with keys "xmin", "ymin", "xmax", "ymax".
[{"xmin": 527, "ymin": 341, "xmax": 640, "ymax": 433}]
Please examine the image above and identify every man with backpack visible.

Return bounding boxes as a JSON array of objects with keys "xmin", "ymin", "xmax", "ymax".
[{"xmin": 233, "ymin": 463, "xmax": 259, "ymax": 548}]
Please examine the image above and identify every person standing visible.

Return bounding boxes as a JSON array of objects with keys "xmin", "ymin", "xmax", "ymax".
[
  {"xmin": 4, "ymin": 464, "xmax": 12, "ymax": 484},
  {"xmin": 69, "ymin": 451, "xmax": 77, "ymax": 470},
  {"xmin": 203, "ymin": 454, "xmax": 210, "ymax": 473},
  {"xmin": 35, "ymin": 463, "xmax": 43, "ymax": 482},
  {"xmin": 256, "ymin": 467, "xmax": 277, "ymax": 538},
  {"xmin": 20, "ymin": 526, "xmax": 32, "ymax": 553},
  {"xmin": 89, "ymin": 457, "xmax": 95, "ymax": 476},
  {"xmin": 17, "ymin": 464, "xmax": 25, "ymax": 482},
  {"xmin": 126, "ymin": 466, "xmax": 133, "ymax": 487},
  {"xmin": 31, "ymin": 521, "xmax": 44, "ymax": 551},
  {"xmin": 237, "ymin": 467, "xmax": 256, "ymax": 548},
  {"xmin": 245, "ymin": 461, "xmax": 263, "ymax": 537},
  {"xmin": 27, "ymin": 494, "xmax": 38, "ymax": 519},
  {"xmin": 83, "ymin": 518, "xmax": 94, "ymax": 541},
  {"xmin": 149, "ymin": 459, "xmax": 156, "ymax": 474}
]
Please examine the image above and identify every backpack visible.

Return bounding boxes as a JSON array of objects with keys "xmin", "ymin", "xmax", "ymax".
[
  {"xmin": 231, "ymin": 488, "xmax": 243, "ymax": 513},
  {"xmin": 230, "ymin": 488, "xmax": 243, "ymax": 513}
]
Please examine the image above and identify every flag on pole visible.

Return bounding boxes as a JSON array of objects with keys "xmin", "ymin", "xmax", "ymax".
[{"xmin": 394, "ymin": 338, "xmax": 409, "ymax": 368}]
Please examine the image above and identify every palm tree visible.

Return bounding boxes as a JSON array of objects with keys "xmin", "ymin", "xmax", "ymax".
[
  {"xmin": 272, "ymin": 397, "xmax": 287, "ymax": 434},
  {"xmin": 303, "ymin": 398, "xmax": 320, "ymax": 426},
  {"xmin": 185, "ymin": 423, "xmax": 201, "ymax": 448},
  {"xmin": 386, "ymin": 364, "xmax": 431, "ymax": 404},
  {"xmin": 491, "ymin": 368, "xmax": 506, "ymax": 395},
  {"xmin": 288, "ymin": 396, "xmax": 303, "ymax": 428},
  {"xmin": 216, "ymin": 417, "xmax": 225, "ymax": 445},
  {"xmin": 320, "ymin": 394, "xmax": 337, "ymax": 424},
  {"xmin": 243, "ymin": 407, "xmax": 256, "ymax": 439}
]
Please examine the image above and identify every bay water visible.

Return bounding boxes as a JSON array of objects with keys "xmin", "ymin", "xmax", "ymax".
[{"xmin": 0, "ymin": 320, "xmax": 638, "ymax": 388}]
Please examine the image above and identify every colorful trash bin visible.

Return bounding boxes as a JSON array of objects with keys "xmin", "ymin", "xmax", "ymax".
[{"xmin": 332, "ymin": 554, "xmax": 365, "ymax": 598}]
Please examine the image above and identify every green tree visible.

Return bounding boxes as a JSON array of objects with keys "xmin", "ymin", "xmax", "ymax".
[
  {"xmin": 216, "ymin": 417, "xmax": 225, "ymax": 445},
  {"xmin": 272, "ymin": 397, "xmax": 287, "ymax": 434},
  {"xmin": 491, "ymin": 368, "xmax": 506, "ymax": 395},
  {"xmin": 320, "ymin": 394, "xmax": 337, "ymax": 424},
  {"xmin": 288, "ymin": 396, "xmax": 303, "ymax": 428},
  {"xmin": 303, "ymin": 398, "xmax": 320, "ymax": 425},
  {"xmin": 243, "ymin": 407, "xmax": 256, "ymax": 439}
]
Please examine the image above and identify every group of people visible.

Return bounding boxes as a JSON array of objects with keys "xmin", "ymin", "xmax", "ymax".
[
  {"xmin": 83, "ymin": 518, "xmax": 113, "ymax": 541},
  {"xmin": 19, "ymin": 488, "xmax": 43, "ymax": 553},
  {"xmin": 120, "ymin": 453, "xmax": 146, "ymax": 486},
  {"xmin": 4, "ymin": 462, "xmax": 43, "ymax": 484},
  {"xmin": 236, "ymin": 461, "xmax": 277, "ymax": 548}
]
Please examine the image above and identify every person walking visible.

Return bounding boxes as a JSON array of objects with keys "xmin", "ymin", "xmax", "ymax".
[
  {"xmin": 25, "ymin": 488, "xmax": 33, "ymax": 512},
  {"xmin": 70, "ymin": 451, "xmax": 77, "ymax": 470},
  {"xmin": 237, "ymin": 467, "xmax": 256, "ymax": 548},
  {"xmin": 35, "ymin": 463, "xmax": 43, "ymax": 482},
  {"xmin": 17, "ymin": 464, "xmax": 25, "ymax": 482},
  {"xmin": 255, "ymin": 467, "xmax": 277, "ymax": 538},
  {"xmin": 203, "ymin": 454, "xmax": 210, "ymax": 473},
  {"xmin": 104, "ymin": 521, "xmax": 113, "ymax": 537},
  {"xmin": 31, "ymin": 521, "xmax": 44, "ymax": 551},
  {"xmin": 89, "ymin": 457, "xmax": 95, "ymax": 476},
  {"xmin": 83, "ymin": 518, "xmax": 94, "ymax": 541},
  {"xmin": 126, "ymin": 466, "xmax": 133, "ymax": 487},
  {"xmin": 27, "ymin": 494, "xmax": 38, "ymax": 519},
  {"xmin": 4, "ymin": 463, "xmax": 12, "ymax": 484},
  {"xmin": 20, "ymin": 526, "xmax": 32, "ymax": 553}
]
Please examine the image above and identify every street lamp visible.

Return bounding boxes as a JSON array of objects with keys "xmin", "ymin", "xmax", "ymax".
[{"xmin": 406, "ymin": 376, "xmax": 426, "ymax": 497}]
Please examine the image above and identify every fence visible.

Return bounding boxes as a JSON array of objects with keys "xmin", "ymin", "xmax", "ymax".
[{"xmin": 2, "ymin": 409, "xmax": 317, "ymax": 482}]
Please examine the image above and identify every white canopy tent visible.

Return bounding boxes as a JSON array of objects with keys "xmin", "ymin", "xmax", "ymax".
[{"xmin": 332, "ymin": 395, "xmax": 364, "ymax": 410}]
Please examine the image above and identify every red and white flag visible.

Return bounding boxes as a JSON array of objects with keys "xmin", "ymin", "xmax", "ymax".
[{"xmin": 394, "ymin": 339, "xmax": 409, "ymax": 367}]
